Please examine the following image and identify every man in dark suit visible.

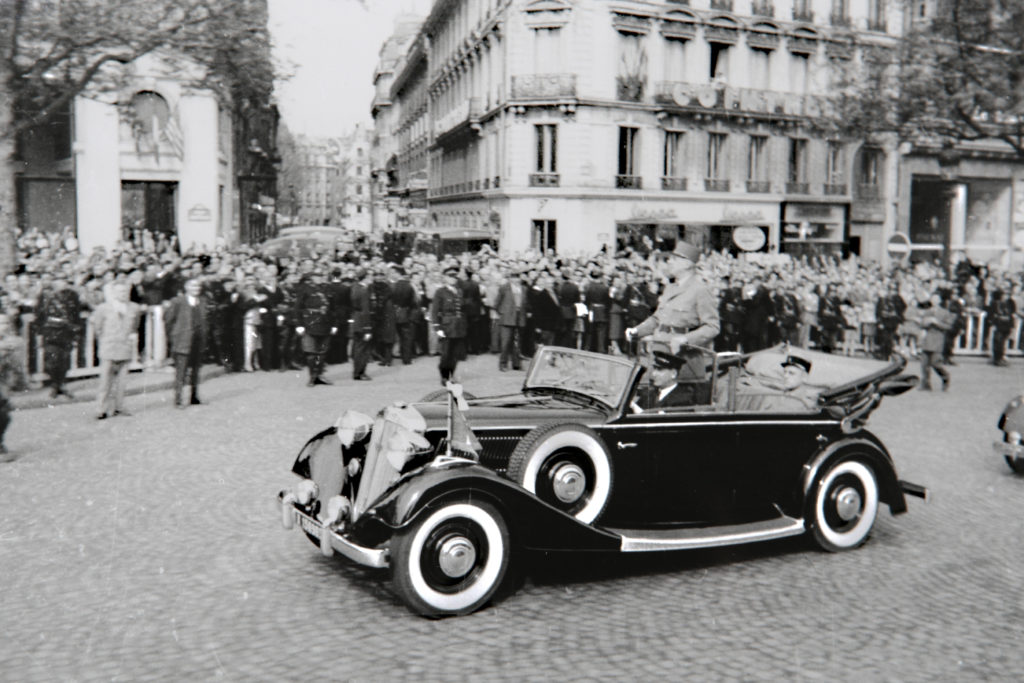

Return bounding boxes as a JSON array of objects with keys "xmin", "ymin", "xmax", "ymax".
[
  {"xmin": 390, "ymin": 265, "xmax": 417, "ymax": 365},
  {"xmin": 633, "ymin": 351, "xmax": 694, "ymax": 411},
  {"xmin": 495, "ymin": 267, "xmax": 528, "ymax": 371},
  {"xmin": 349, "ymin": 268, "xmax": 373, "ymax": 381},
  {"xmin": 164, "ymin": 277, "xmax": 209, "ymax": 408},
  {"xmin": 556, "ymin": 268, "xmax": 581, "ymax": 348},
  {"xmin": 293, "ymin": 270, "xmax": 337, "ymax": 386},
  {"xmin": 528, "ymin": 271, "xmax": 563, "ymax": 347},
  {"xmin": 584, "ymin": 267, "xmax": 611, "ymax": 353},
  {"xmin": 430, "ymin": 264, "xmax": 468, "ymax": 384}
]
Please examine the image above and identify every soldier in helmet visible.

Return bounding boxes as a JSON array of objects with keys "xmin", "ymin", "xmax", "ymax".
[{"xmin": 292, "ymin": 269, "xmax": 337, "ymax": 386}]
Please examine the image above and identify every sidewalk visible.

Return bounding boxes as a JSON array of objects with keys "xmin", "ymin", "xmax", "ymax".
[{"xmin": 10, "ymin": 365, "xmax": 228, "ymax": 411}]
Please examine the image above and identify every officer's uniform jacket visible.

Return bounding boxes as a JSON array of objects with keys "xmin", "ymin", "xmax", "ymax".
[
  {"xmin": 36, "ymin": 288, "xmax": 84, "ymax": 346},
  {"xmin": 350, "ymin": 282, "xmax": 373, "ymax": 338},
  {"xmin": 634, "ymin": 273, "xmax": 720, "ymax": 349},
  {"xmin": 431, "ymin": 285, "xmax": 467, "ymax": 339},
  {"xmin": 293, "ymin": 282, "xmax": 335, "ymax": 337}
]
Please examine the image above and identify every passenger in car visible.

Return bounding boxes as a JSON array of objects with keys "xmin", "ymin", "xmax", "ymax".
[{"xmin": 734, "ymin": 354, "xmax": 820, "ymax": 412}]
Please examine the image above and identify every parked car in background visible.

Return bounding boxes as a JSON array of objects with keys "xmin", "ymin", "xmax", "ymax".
[
  {"xmin": 259, "ymin": 226, "xmax": 356, "ymax": 259},
  {"xmin": 277, "ymin": 345, "xmax": 926, "ymax": 617},
  {"xmin": 413, "ymin": 227, "xmax": 497, "ymax": 259}
]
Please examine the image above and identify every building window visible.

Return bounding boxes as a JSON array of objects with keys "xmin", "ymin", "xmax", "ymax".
[
  {"xmin": 787, "ymin": 138, "xmax": 808, "ymax": 193},
  {"xmin": 750, "ymin": 48, "xmax": 771, "ymax": 88},
  {"xmin": 535, "ymin": 124, "xmax": 557, "ymax": 173},
  {"xmin": 707, "ymin": 133, "xmax": 727, "ymax": 180},
  {"xmin": 867, "ymin": 0, "xmax": 886, "ymax": 30},
  {"xmin": 533, "ymin": 27, "xmax": 562, "ymax": 72},
  {"xmin": 859, "ymin": 147, "xmax": 881, "ymax": 186},
  {"xmin": 826, "ymin": 142, "xmax": 844, "ymax": 184},
  {"xmin": 663, "ymin": 131, "xmax": 685, "ymax": 177},
  {"xmin": 747, "ymin": 136, "xmax": 768, "ymax": 181},
  {"xmin": 618, "ymin": 126, "xmax": 639, "ymax": 175},
  {"xmin": 664, "ymin": 37, "xmax": 686, "ymax": 83},
  {"xmin": 532, "ymin": 219, "xmax": 557, "ymax": 252},
  {"xmin": 709, "ymin": 43, "xmax": 730, "ymax": 82},
  {"xmin": 617, "ymin": 32, "xmax": 647, "ymax": 101},
  {"xmin": 789, "ymin": 52, "xmax": 809, "ymax": 94},
  {"xmin": 356, "ymin": 184, "xmax": 363, "ymax": 195}
]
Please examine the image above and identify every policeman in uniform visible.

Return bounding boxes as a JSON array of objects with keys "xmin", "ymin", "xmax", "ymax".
[
  {"xmin": 430, "ymin": 264, "xmax": 468, "ymax": 385},
  {"xmin": 875, "ymin": 281, "xmax": 906, "ymax": 360},
  {"xmin": 349, "ymin": 268, "xmax": 374, "ymax": 381},
  {"xmin": 293, "ymin": 270, "xmax": 337, "ymax": 386},
  {"xmin": 35, "ymin": 275, "xmax": 84, "ymax": 399},
  {"xmin": 626, "ymin": 239, "xmax": 720, "ymax": 354}
]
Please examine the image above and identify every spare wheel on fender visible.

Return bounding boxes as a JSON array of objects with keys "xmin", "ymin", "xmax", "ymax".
[{"xmin": 506, "ymin": 423, "xmax": 613, "ymax": 524}]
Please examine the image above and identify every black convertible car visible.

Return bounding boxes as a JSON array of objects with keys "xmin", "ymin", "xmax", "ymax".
[{"xmin": 278, "ymin": 345, "xmax": 926, "ymax": 617}]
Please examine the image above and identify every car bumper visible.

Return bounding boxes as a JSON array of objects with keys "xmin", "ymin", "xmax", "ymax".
[
  {"xmin": 277, "ymin": 491, "xmax": 388, "ymax": 569},
  {"xmin": 993, "ymin": 440, "xmax": 1024, "ymax": 460}
]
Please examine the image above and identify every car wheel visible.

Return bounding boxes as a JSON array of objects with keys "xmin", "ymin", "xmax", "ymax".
[
  {"xmin": 808, "ymin": 458, "xmax": 879, "ymax": 552},
  {"xmin": 506, "ymin": 423, "xmax": 613, "ymax": 524},
  {"xmin": 418, "ymin": 389, "xmax": 476, "ymax": 403},
  {"xmin": 1006, "ymin": 455, "xmax": 1024, "ymax": 474},
  {"xmin": 390, "ymin": 499, "xmax": 510, "ymax": 617}
]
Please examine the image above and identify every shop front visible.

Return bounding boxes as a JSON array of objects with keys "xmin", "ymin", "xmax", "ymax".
[
  {"xmin": 613, "ymin": 200, "xmax": 779, "ymax": 257},
  {"xmin": 781, "ymin": 202, "xmax": 848, "ymax": 259}
]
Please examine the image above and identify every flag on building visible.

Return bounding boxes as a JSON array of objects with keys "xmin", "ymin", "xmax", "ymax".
[{"xmin": 162, "ymin": 109, "xmax": 185, "ymax": 159}]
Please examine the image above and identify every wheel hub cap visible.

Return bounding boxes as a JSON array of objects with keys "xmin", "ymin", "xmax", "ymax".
[
  {"xmin": 437, "ymin": 536, "xmax": 476, "ymax": 578},
  {"xmin": 551, "ymin": 463, "xmax": 586, "ymax": 504},
  {"xmin": 835, "ymin": 486, "xmax": 862, "ymax": 522}
]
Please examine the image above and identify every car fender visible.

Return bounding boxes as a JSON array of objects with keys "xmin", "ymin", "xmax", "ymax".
[
  {"xmin": 802, "ymin": 433, "xmax": 907, "ymax": 515},
  {"xmin": 365, "ymin": 461, "xmax": 621, "ymax": 552}
]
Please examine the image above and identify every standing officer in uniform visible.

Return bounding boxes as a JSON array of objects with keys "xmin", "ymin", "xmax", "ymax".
[
  {"xmin": 349, "ymin": 268, "xmax": 374, "ymax": 381},
  {"xmin": 430, "ymin": 264, "xmax": 468, "ymax": 385},
  {"xmin": 875, "ymin": 281, "xmax": 906, "ymax": 360},
  {"xmin": 36, "ymin": 275, "xmax": 84, "ymax": 399},
  {"xmin": 626, "ymin": 239, "xmax": 720, "ymax": 354},
  {"xmin": 584, "ymin": 267, "xmax": 611, "ymax": 353},
  {"xmin": 293, "ymin": 270, "xmax": 337, "ymax": 386},
  {"xmin": 390, "ymin": 265, "xmax": 417, "ymax": 365}
]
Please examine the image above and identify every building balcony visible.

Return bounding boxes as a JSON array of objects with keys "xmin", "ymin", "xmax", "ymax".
[
  {"xmin": 662, "ymin": 176, "xmax": 687, "ymax": 191},
  {"xmin": 709, "ymin": 0, "xmax": 733, "ymax": 10},
  {"xmin": 666, "ymin": 0, "xmax": 689, "ymax": 5},
  {"xmin": 746, "ymin": 180, "xmax": 772, "ymax": 193},
  {"xmin": 705, "ymin": 178, "xmax": 730, "ymax": 192},
  {"xmin": 433, "ymin": 97, "xmax": 484, "ymax": 137},
  {"xmin": 616, "ymin": 174, "xmax": 642, "ymax": 189},
  {"xmin": 530, "ymin": 173, "xmax": 560, "ymax": 187},
  {"xmin": 493, "ymin": 176, "xmax": 501, "ymax": 188},
  {"xmin": 751, "ymin": 0, "xmax": 774, "ymax": 17},
  {"xmin": 857, "ymin": 183, "xmax": 880, "ymax": 200},
  {"xmin": 792, "ymin": 8, "xmax": 814, "ymax": 22},
  {"xmin": 866, "ymin": 18, "xmax": 887, "ymax": 32},
  {"xmin": 824, "ymin": 182, "xmax": 848, "ymax": 195},
  {"xmin": 786, "ymin": 181, "xmax": 810, "ymax": 194},
  {"xmin": 510, "ymin": 73, "xmax": 577, "ymax": 99}
]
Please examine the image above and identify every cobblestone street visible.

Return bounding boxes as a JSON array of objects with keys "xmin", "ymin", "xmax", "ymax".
[{"xmin": 1, "ymin": 354, "xmax": 1023, "ymax": 681}]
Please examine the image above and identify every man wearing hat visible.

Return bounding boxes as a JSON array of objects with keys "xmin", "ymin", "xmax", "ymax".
[
  {"xmin": 431, "ymin": 264, "xmax": 468, "ymax": 384},
  {"xmin": 350, "ymin": 268, "xmax": 374, "ymax": 381},
  {"xmin": 738, "ymin": 354, "xmax": 820, "ymax": 411},
  {"xmin": 495, "ymin": 266, "xmax": 528, "ymax": 371},
  {"xmin": 626, "ymin": 239, "xmax": 719, "ymax": 353},
  {"xmin": 584, "ymin": 267, "xmax": 611, "ymax": 353},
  {"xmin": 632, "ymin": 350, "xmax": 695, "ymax": 411}
]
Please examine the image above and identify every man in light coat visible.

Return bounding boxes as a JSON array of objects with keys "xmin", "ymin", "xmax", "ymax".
[{"xmin": 91, "ymin": 282, "xmax": 143, "ymax": 419}]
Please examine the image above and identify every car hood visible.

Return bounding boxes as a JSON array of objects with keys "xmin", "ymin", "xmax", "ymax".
[{"xmin": 412, "ymin": 393, "xmax": 607, "ymax": 431}]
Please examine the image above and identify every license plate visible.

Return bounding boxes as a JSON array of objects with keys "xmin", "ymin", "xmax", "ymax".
[{"xmin": 298, "ymin": 514, "xmax": 321, "ymax": 539}]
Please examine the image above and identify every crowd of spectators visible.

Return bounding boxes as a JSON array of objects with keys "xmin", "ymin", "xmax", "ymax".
[{"xmin": 2, "ymin": 224, "xmax": 1024, "ymax": 397}]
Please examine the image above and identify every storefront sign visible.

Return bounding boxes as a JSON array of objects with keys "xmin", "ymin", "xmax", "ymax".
[
  {"xmin": 722, "ymin": 207, "xmax": 766, "ymax": 223},
  {"xmin": 732, "ymin": 226, "xmax": 767, "ymax": 251},
  {"xmin": 188, "ymin": 204, "xmax": 212, "ymax": 222},
  {"xmin": 629, "ymin": 205, "xmax": 677, "ymax": 220},
  {"xmin": 784, "ymin": 203, "xmax": 844, "ymax": 223},
  {"xmin": 886, "ymin": 233, "xmax": 911, "ymax": 255}
]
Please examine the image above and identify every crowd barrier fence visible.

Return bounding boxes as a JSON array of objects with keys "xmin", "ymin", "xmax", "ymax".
[{"xmin": 14, "ymin": 306, "xmax": 1024, "ymax": 385}]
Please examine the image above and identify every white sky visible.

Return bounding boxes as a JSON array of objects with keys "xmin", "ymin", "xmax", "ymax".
[{"xmin": 268, "ymin": 0, "xmax": 432, "ymax": 139}]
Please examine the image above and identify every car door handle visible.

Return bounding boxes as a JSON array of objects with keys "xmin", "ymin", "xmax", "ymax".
[{"xmin": 617, "ymin": 441, "xmax": 637, "ymax": 449}]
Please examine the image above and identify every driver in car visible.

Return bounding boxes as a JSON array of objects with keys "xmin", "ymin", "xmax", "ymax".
[
  {"xmin": 632, "ymin": 351, "xmax": 697, "ymax": 412},
  {"xmin": 734, "ymin": 354, "xmax": 820, "ymax": 412}
]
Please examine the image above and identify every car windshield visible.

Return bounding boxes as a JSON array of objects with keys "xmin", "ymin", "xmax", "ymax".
[{"xmin": 524, "ymin": 347, "xmax": 636, "ymax": 408}]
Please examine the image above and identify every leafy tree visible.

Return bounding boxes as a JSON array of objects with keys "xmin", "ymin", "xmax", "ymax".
[
  {"xmin": 0, "ymin": 0, "xmax": 277, "ymax": 271},
  {"xmin": 832, "ymin": 0, "xmax": 1024, "ymax": 155}
]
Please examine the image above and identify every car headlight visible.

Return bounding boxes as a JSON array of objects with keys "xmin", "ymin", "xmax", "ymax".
[{"xmin": 295, "ymin": 479, "xmax": 319, "ymax": 506}]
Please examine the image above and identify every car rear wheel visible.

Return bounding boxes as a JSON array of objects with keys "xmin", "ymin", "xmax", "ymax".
[
  {"xmin": 808, "ymin": 458, "xmax": 879, "ymax": 552},
  {"xmin": 1006, "ymin": 455, "xmax": 1024, "ymax": 474},
  {"xmin": 390, "ymin": 499, "xmax": 510, "ymax": 617},
  {"xmin": 418, "ymin": 389, "xmax": 476, "ymax": 403},
  {"xmin": 506, "ymin": 423, "xmax": 612, "ymax": 524}
]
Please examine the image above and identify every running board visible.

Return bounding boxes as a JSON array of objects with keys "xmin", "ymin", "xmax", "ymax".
[{"xmin": 609, "ymin": 515, "xmax": 806, "ymax": 552}]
